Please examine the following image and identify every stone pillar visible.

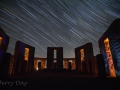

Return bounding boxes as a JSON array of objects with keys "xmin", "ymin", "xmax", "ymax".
[
  {"xmin": 13, "ymin": 41, "xmax": 35, "ymax": 74},
  {"xmin": 47, "ymin": 47, "xmax": 54, "ymax": 69},
  {"xmin": 21, "ymin": 60, "xmax": 27, "ymax": 73},
  {"xmin": 56, "ymin": 48, "xmax": 63, "ymax": 69},
  {"xmin": 88, "ymin": 59, "xmax": 92, "ymax": 74},
  {"xmin": 0, "ymin": 53, "xmax": 11, "ymax": 78},
  {"xmin": 82, "ymin": 61, "xmax": 86, "ymax": 73},
  {"xmin": 68, "ymin": 62, "xmax": 72, "ymax": 70},
  {"xmin": 75, "ymin": 48, "xmax": 80, "ymax": 71},
  {"xmin": 8, "ymin": 56, "xmax": 14, "ymax": 76},
  {"xmin": 53, "ymin": 62, "xmax": 57, "ymax": 69},
  {"xmin": 85, "ymin": 60, "xmax": 89, "ymax": 73},
  {"xmin": 75, "ymin": 43, "xmax": 94, "ymax": 73},
  {"xmin": 38, "ymin": 62, "xmax": 41, "ymax": 70},
  {"xmin": 96, "ymin": 54, "xmax": 106, "ymax": 78},
  {"xmin": 13, "ymin": 41, "xmax": 25, "ymax": 75},
  {"xmin": 92, "ymin": 56, "xmax": 98, "ymax": 76},
  {"xmin": 27, "ymin": 46, "xmax": 35, "ymax": 72},
  {"xmin": 0, "ymin": 27, "xmax": 10, "ymax": 63}
]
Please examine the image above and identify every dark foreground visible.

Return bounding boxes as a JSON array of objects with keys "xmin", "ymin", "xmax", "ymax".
[{"xmin": 0, "ymin": 71, "xmax": 120, "ymax": 90}]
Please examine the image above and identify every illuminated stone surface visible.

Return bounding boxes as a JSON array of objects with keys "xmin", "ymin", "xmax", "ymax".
[
  {"xmin": 104, "ymin": 38, "xmax": 116, "ymax": 77},
  {"xmin": 0, "ymin": 37, "xmax": 2, "ymax": 45},
  {"xmin": 24, "ymin": 48, "xmax": 29, "ymax": 61}
]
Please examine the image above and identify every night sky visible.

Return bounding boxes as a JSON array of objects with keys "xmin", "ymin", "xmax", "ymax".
[{"xmin": 0, "ymin": 0, "xmax": 120, "ymax": 58}]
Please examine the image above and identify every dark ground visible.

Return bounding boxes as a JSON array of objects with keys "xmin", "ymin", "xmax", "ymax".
[{"xmin": 0, "ymin": 70, "xmax": 120, "ymax": 90}]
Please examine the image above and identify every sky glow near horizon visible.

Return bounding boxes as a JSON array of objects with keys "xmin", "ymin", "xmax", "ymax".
[{"xmin": 0, "ymin": 0, "xmax": 120, "ymax": 58}]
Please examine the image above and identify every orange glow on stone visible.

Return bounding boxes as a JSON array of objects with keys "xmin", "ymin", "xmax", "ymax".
[
  {"xmin": 25, "ymin": 48, "xmax": 29, "ymax": 61},
  {"xmin": 104, "ymin": 38, "xmax": 116, "ymax": 77},
  {"xmin": 80, "ymin": 49, "xmax": 84, "ymax": 61},
  {"xmin": 0, "ymin": 37, "xmax": 3, "ymax": 45}
]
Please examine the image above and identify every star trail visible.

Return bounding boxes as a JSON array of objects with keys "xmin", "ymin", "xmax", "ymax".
[{"xmin": 0, "ymin": 0, "xmax": 120, "ymax": 58}]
